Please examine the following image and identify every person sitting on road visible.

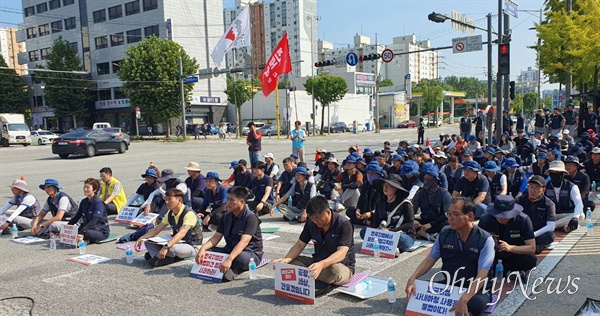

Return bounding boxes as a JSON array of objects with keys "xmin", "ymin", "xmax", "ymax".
[
  {"xmin": 400, "ymin": 160, "xmax": 422, "ymax": 200},
  {"xmin": 273, "ymin": 196, "xmax": 355, "ymax": 294},
  {"xmin": 405, "ymin": 197, "xmax": 494, "ymax": 315},
  {"xmin": 420, "ymin": 161, "xmax": 448, "ymax": 190},
  {"xmin": 440, "ymin": 155, "xmax": 463, "ymax": 194},
  {"xmin": 413, "ymin": 165, "xmax": 452, "ymax": 241},
  {"xmin": 516, "ymin": 176, "xmax": 557, "ymax": 253},
  {"xmin": 99, "ymin": 167, "xmax": 127, "ymax": 215},
  {"xmin": 31, "ymin": 179, "xmax": 77, "ymax": 237},
  {"xmin": 362, "ymin": 174, "xmax": 416, "ymax": 253},
  {"xmin": 0, "ymin": 178, "xmax": 41, "ymax": 234},
  {"xmin": 334, "ymin": 155, "xmax": 363, "ymax": 210},
  {"xmin": 264, "ymin": 153, "xmax": 280, "ymax": 181},
  {"xmin": 312, "ymin": 149, "xmax": 328, "ymax": 178},
  {"xmin": 184, "ymin": 162, "xmax": 206, "ymax": 212},
  {"xmin": 136, "ymin": 188, "xmax": 203, "ymax": 268},
  {"xmin": 275, "ymin": 157, "xmax": 297, "ymax": 200},
  {"xmin": 248, "ymin": 161, "xmax": 275, "ymax": 216},
  {"xmin": 124, "ymin": 168, "xmax": 160, "ymax": 211},
  {"xmin": 564, "ymin": 156, "xmax": 594, "ymax": 212},
  {"xmin": 479, "ymin": 195, "xmax": 537, "ymax": 278},
  {"xmin": 388, "ymin": 154, "xmax": 403, "ymax": 176},
  {"xmin": 222, "ymin": 159, "xmax": 255, "ymax": 188},
  {"xmin": 584, "ymin": 147, "xmax": 600, "ymax": 190},
  {"xmin": 529, "ymin": 152, "xmax": 549, "ymax": 177},
  {"xmin": 273, "ymin": 166, "xmax": 315, "ymax": 222},
  {"xmin": 375, "ymin": 153, "xmax": 392, "ymax": 175},
  {"xmin": 198, "ymin": 172, "xmax": 228, "ymax": 231},
  {"xmin": 483, "ymin": 161, "xmax": 507, "ymax": 202},
  {"xmin": 317, "ymin": 157, "xmax": 340, "ymax": 199},
  {"xmin": 196, "ymin": 186, "xmax": 263, "ymax": 282},
  {"xmin": 452, "ymin": 160, "xmax": 491, "ymax": 218},
  {"xmin": 503, "ymin": 158, "xmax": 527, "ymax": 199},
  {"xmin": 347, "ymin": 162, "xmax": 383, "ymax": 226},
  {"xmin": 142, "ymin": 169, "xmax": 190, "ymax": 221},
  {"xmin": 67, "ymin": 178, "xmax": 110, "ymax": 244},
  {"xmin": 483, "ymin": 147, "xmax": 500, "ymax": 167},
  {"xmin": 362, "ymin": 147, "xmax": 374, "ymax": 164},
  {"xmin": 545, "ymin": 161, "xmax": 584, "ymax": 233}
]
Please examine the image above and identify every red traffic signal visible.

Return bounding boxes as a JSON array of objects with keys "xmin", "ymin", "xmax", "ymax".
[{"xmin": 500, "ymin": 43, "xmax": 509, "ymax": 55}]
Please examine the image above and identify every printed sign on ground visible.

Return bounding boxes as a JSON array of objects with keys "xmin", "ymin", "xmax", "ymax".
[
  {"xmin": 189, "ymin": 251, "xmax": 229, "ymax": 283},
  {"xmin": 360, "ymin": 228, "xmax": 401, "ymax": 258},
  {"xmin": 274, "ymin": 262, "xmax": 315, "ymax": 305},
  {"xmin": 115, "ymin": 207, "xmax": 139, "ymax": 224},
  {"xmin": 406, "ymin": 279, "xmax": 465, "ymax": 316},
  {"xmin": 67, "ymin": 254, "xmax": 111, "ymax": 266},
  {"xmin": 129, "ymin": 213, "xmax": 158, "ymax": 226},
  {"xmin": 60, "ymin": 224, "xmax": 78, "ymax": 246},
  {"xmin": 12, "ymin": 236, "xmax": 47, "ymax": 244}
]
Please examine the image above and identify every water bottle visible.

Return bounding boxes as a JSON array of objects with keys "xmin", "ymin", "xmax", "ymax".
[
  {"xmin": 11, "ymin": 224, "xmax": 18, "ymax": 239},
  {"xmin": 379, "ymin": 221, "xmax": 387, "ymax": 229},
  {"xmin": 287, "ymin": 196, "xmax": 293, "ymax": 206},
  {"xmin": 79, "ymin": 238, "xmax": 86, "ymax": 255},
  {"xmin": 49, "ymin": 233, "xmax": 57, "ymax": 250},
  {"xmin": 592, "ymin": 181, "xmax": 597, "ymax": 192},
  {"xmin": 387, "ymin": 277, "xmax": 396, "ymax": 303},
  {"xmin": 495, "ymin": 259, "xmax": 504, "ymax": 281},
  {"xmin": 587, "ymin": 218, "xmax": 594, "ymax": 237},
  {"xmin": 586, "ymin": 207, "xmax": 592, "ymax": 220},
  {"xmin": 126, "ymin": 246, "xmax": 133, "ymax": 264},
  {"xmin": 248, "ymin": 258, "xmax": 258, "ymax": 279},
  {"xmin": 373, "ymin": 238, "xmax": 381, "ymax": 258},
  {"xmin": 355, "ymin": 280, "xmax": 372, "ymax": 292}
]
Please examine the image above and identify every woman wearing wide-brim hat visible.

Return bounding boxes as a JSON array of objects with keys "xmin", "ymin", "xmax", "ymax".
[
  {"xmin": 317, "ymin": 157, "xmax": 340, "ymax": 199},
  {"xmin": 360, "ymin": 174, "xmax": 417, "ymax": 254},
  {"xmin": 0, "ymin": 178, "xmax": 41, "ymax": 234}
]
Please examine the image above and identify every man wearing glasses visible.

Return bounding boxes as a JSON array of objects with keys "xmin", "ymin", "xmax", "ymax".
[{"xmin": 406, "ymin": 197, "xmax": 495, "ymax": 315}]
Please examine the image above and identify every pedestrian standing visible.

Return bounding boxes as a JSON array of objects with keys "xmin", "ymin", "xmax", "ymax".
[
  {"xmin": 291, "ymin": 121, "xmax": 307, "ymax": 162},
  {"xmin": 194, "ymin": 124, "xmax": 200, "ymax": 140},
  {"xmin": 147, "ymin": 126, "xmax": 153, "ymax": 136},
  {"xmin": 417, "ymin": 118, "xmax": 425, "ymax": 145},
  {"xmin": 459, "ymin": 112, "xmax": 472, "ymax": 141},
  {"xmin": 246, "ymin": 122, "xmax": 262, "ymax": 168}
]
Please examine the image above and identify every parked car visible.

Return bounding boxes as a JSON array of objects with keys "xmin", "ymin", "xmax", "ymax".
[
  {"xmin": 258, "ymin": 124, "xmax": 284, "ymax": 137},
  {"xmin": 345, "ymin": 123, "xmax": 367, "ymax": 132},
  {"xmin": 325, "ymin": 122, "xmax": 348, "ymax": 133},
  {"xmin": 397, "ymin": 120, "xmax": 416, "ymax": 128},
  {"xmin": 305, "ymin": 123, "xmax": 321, "ymax": 135},
  {"xmin": 242, "ymin": 121, "xmax": 266, "ymax": 135},
  {"xmin": 30, "ymin": 130, "xmax": 59, "ymax": 145},
  {"xmin": 51, "ymin": 130, "xmax": 128, "ymax": 159},
  {"xmin": 424, "ymin": 117, "xmax": 443, "ymax": 127},
  {"xmin": 67, "ymin": 127, "xmax": 90, "ymax": 133},
  {"xmin": 103, "ymin": 127, "xmax": 131, "ymax": 145}
]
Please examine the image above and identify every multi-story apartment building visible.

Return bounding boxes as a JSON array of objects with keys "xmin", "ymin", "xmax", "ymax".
[
  {"xmin": 17, "ymin": 0, "xmax": 227, "ymax": 133},
  {"xmin": 0, "ymin": 27, "xmax": 26, "ymax": 75}
]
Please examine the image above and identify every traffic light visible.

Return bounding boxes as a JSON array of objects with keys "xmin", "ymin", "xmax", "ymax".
[
  {"xmin": 185, "ymin": 102, "xmax": 191, "ymax": 114},
  {"xmin": 360, "ymin": 53, "xmax": 381, "ymax": 61},
  {"xmin": 314, "ymin": 60, "xmax": 334, "ymax": 67},
  {"xmin": 509, "ymin": 81, "xmax": 515, "ymax": 100},
  {"xmin": 498, "ymin": 43, "xmax": 510, "ymax": 75}
]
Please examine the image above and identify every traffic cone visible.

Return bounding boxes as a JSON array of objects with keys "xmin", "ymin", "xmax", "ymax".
[{"xmin": 425, "ymin": 138, "xmax": 430, "ymax": 147}]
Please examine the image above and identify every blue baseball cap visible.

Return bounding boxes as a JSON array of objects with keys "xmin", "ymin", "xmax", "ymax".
[
  {"xmin": 229, "ymin": 160, "xmax": 239, "ymax": 169},
  {"xmin": 462, "ymin": 149, "xmax": 473, "ymax": 157},
  {"xmin": 366, "ymin": 161, "xmax": 383, "ymax": 172},
  {"xmin": 468, "ymin": 135, "xmax": 476, "ymax": 142},
  {"xmin": 400, "ymin": 160, "xmax": 420, "ymax": 176},
  {"xmin": 205, "ymin": 172, "xmax": 222, "ymax": 182},
  {"xmin": 383, "ymin": 147, "xmax": 394, "ymax": 152},
  {"xmin": 462, "ymin": 160, "xmax": 481, "ymax": 172},
  {"xmin": 537, "ymin": 152, "xmax": 548, "ymax": 160},
  {"xmin": 295, "ymin": 166, "xmax": 309, "ymax": 175},
  {"xmin": 351, "ymin": 152, "xmax": 361, "ymax": 158},
  {"xmin": 581, "ymin": 132, "xmax": 590, "ymax": 137},
  {"xmin": 398, "ymin": 150, "xmax": 408, "ymax": 157},
  {"xmin": 419, "ymin": 162, "xmax": 440, "ymax": 182},
  {"xmin": 502, "ymin": 157, "xmax": 520, "ymax": 169},
  {"xmin": 39, "ymin": 179, "xmax": 61, "ymax": 190},
  {"xmin": 391, "ymin": 154, "xmax": 403, "ymax": 161},
  {"xmin": 290, "ymin": 153, "xmax": 299, "ymax": 159},
  {"xmin": 141, "ymin": 169, "xmax": 158, "ymax": 179},
  {"xmin": 345, "ymin": 155, "xmax": 358, "ymax": 163},
  {"xmin": 485, "ymin": 147, "xmax": 496, "ymax": 155},
  {"xmin": 363, "ymin": 147, "xmax": 373, "ymax": 154},
  {"xmin": 483, "ymin": 161, "xmax": 501, "ymax": 173}
]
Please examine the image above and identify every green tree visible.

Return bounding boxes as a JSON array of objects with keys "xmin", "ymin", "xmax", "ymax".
[
  {"xmin": 523, "ymin": 92, "xmax": 538, "ymax": 113},
  {"xmin": 37, "ymin": 36, "xmax": 93, "ymax": 126},
  {"xmin": 422, "ymin": 84, "xmax": 444, "ymax": 118},
  {"xmin": 304, "ymin": 74, "xmax": 348, "ymax": 134},
  {"xmin": 278, "ymin": 78, "xmax": 290, "ymax": 89},
  {"xmin": 542, "ymin": 94, "xmax": 553, "ymax": 108},
  {"xmin": 512, "ymin": 94, "xmax": 524, "ymax": 113},
  {"xmin": 117, "ymin": 36, "xmax": 198, "ymax": 136},
  {"xmin": 0, "ymin": 54, "xmax": 29, "ymax": 114},
  {"xmin": 225, "ymin": 76, "xmax": 254, "ymax": 137},
  {"xmin": 379, "ymin": 78, "xmax": 394, "ymax": 87}
]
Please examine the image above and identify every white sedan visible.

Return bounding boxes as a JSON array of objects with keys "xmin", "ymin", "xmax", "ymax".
[{"xmin": 31, "ymin": 130, "xmax": 59, "ymax": 145}]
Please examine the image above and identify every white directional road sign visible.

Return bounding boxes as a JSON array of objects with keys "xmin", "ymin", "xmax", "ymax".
[
  {"xmin": 504, "ymin": 0, "xmax": 518, "ymax": 18},
  {"xmin": 452, "ymin": 35, "xmax": 483, "ymax": 54},
  {"xmin": 346, "ymin": 52, "xmax": 358, "ymax": 66}
]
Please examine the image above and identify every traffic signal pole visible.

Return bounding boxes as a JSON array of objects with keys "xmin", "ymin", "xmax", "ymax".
[
  {"xmin": 485, "ymin": 13, "xmax": 493, "ymax": 147},
  {"xmin": 496, "ymin": 1, "xmax": 504, "ymax": 139},
  {"xmin": 503, "ymin": 14, "xmax": 511, "ymax": 125}
]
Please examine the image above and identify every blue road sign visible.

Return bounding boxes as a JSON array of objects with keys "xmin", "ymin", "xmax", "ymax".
[
  {"xmin": 504, "ymin": 0, "xmax": 518, "ymax": 18},
  {"xmin": 346, "ymin": 52, "xmax": 358, "ymax": 66},
  {"xmin": 185, "ymin": 76, "xmax": 198, "ymax": 83}
]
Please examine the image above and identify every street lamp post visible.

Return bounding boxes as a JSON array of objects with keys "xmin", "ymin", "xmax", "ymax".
[{"xmin": 307, "ymin": 15, "xmax": 320, "ymax": 136}]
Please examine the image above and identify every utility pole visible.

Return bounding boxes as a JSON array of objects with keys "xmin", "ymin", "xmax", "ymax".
[
  {"xmin": 485, "ymin": 13, "xmax": 492, "ymax": 147},
  {"xmin": 179, "ymin": 56, "xmax": 186, "ymax": 139},
  {"xmin": 375, "ymin": 33, "xmax": 380, "ymax": 133},
  {"xmin": 565, "ymin": 0, "xmax": 572, "ymax": 102},
  {"xmin": 503, "ymin": 14, "xmax": 511, "ymax": 124},
  {"xmin": 496, "ymin": 0, "xmax": 504, "ymax": 139}
]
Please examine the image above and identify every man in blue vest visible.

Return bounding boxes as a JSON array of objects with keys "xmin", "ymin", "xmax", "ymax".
[
  {"xmin": 413, "ymin": 164, "xmax": 452, "ymax": 240},
  {"xmin": 584, "ymin": 106, "xmax": 598, "ymax": 132},
  {"xmin": 274, "ymin": 196, "xmax": 354, "ymax": 294},
  {"xmin": 549, "ymin": 107, "xmax": 565, "ymax": 136},
  {"xmin": 484, "ymin": 161, "xmax": 507, "ymax": 202},
  {"xmin": 503, "ymin": 158, "xmax": 527, "ymax": 199},
  {"xmin": 136, "ymin": 188, "xmax": 203, "ymax": 268},
  {"xmin": 31, "ymin": 179, "xmax": 77, "ymax": 237},
  {"xmin": 441, "ymin": 155, "xmax": 463, "ymax": 194},
  {"xmin": 516, "ymin": 176, "xmax": 556, "ymax": 253},
  {"xmin": 459, "ymin": 112, "xmax": 472, "ymax": 141},
  {"xmin": 564, "ymin": 156, "xmax": 594, "ymax": 212},
  {"xmin": 545, "ymin": 161, "xmax": 584, "ymax": 232},
  {"xmin": 406, "ymin": 197, "xmax": 495, "ymax": 314},
  {"xmin": 563, "ymin": 104, "xmax": 577, "ymax": 136},
  {"xmin": 479, "ymin": 195, "xmax": 537, "ymax": 277},
  {"xmin": 272, "ymin": 167, "xmax": 316, "ymax": 222},
  {"xmin": 196, "ymin": 186, "xmax": 263, "ymax": 282}
]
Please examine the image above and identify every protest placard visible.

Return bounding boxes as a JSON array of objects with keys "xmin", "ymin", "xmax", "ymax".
[
  {"xmin": 405, "ymin": 279, "xmax": 464, "ymax": 316},
  {"xmin": 114, "ymin": 207, "xmax": 139, "ymax": 224},
  {"xmin": 274, "ymin": 262, "xmax": 315, "ymax": 305},
  {"xmin": 12, "ymin": 236, "xmax": 47, "ymax": 244},
  {"xmin": 59, "ymin": 224, "xmax": 78, "ymax": 246},
  {"xmin": 67, "ymin": 254, "xmax": 111, "ymax": 266},
  {"xmin": 334, "ymin": 275, "xmax": 389, "ymax": 299},
  {"xmin": 360, "ymin": 227, "xmax": 401, "ymax": 259},
  {"xmin": 189, "ymin": 251, "xmax": 229, "ymax": 283},
  {"xmin": 129, "ymin": 213, "xmax": 158, "ymax": 226}
]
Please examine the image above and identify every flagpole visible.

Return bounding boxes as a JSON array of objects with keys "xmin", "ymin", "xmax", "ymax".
[{"xmin": 276, "ymin": 87, "xmax": 281, "ymax": 139}]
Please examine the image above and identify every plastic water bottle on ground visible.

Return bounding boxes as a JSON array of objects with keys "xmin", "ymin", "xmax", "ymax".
[
  {"xmin": 587, "ymin": 218, "xmax": 594, "ymax": 237},
  {"xmin": 387, "ymin": 277, "xmax": 396, "ymax": 303},
  {"xmin": 248, "ymin": 258, "xmax": 258, "ymax": 279},
  {"xmin": 355, "ymin": 280, "xmax": 372, "ymax": 292},
  {"xmin": 496, "ymin": 259, "xmax": 504, "ymax": 282},
  {"xmin": 586, "ymin": 207, "xmax": 592, "ymax": 220},
  {"xmin": 379, "ymin": 221, "xmax": 387, "ymax": 229},
  {"xmin": 592, "ymin": 181, "xmax": 597, "ymax": 192},
  {"xmin": 287, "ymin": 196, "xmax": 293, "ymax": 206},
  {"xmin": 126, "ymin": 246, "xmax": 133, "ymax": 264},
  {"xmin": 11, "ymin": 224, "xmax": 18, "ymax": 239},
  {"xmin": 373, "ymin": 238, "xmax": 381, "ymax": 258},
  {"xmin": 49, "ymin": 233, "xmax": 56, "ymax": 250},
  {"xmin": 79, "ymin": 238, "xmax": 86, "ymax": 255}
]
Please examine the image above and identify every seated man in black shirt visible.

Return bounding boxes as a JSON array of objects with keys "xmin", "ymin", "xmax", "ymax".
[
  {"xmin": 479, "ymin": 195, "xmax": 537, "ymax": 277},
  {"xmin": 273, "ymin": 166, "xmax": 316, "ymax": 222},
  {"xmin": 516, "ymin": 176, "xmax": 556, "ymax": 253},
  {"xmin": 274, "ymin": 196, "xmax": 355, "ymax": 291},
  {"xmin": 452, "ymin": 160, "xmax": 491, "ymax": 218},
  {"xmin": 196, "ymin": 186, "xmax": 263, "ymax": 282},
  {"xmin": 248, "ymin": 161, "xmax": 275, "ymax": 216}
]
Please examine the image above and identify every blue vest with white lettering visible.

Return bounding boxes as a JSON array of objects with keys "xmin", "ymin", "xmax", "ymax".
[
  {"xmin": 504, "ymin": 169, "xmax": 524, "ymax": 197},
  {"xmin": 46, "ymin": 192, "xmax": 77, "ymax": 220},
  {"xmin": 439, "ymin": 225, "xmax": 490, "ymax": 287},
  {"xmin": 14, "ymin": 193, "xmax": 41, "ymax": 219},
  {"xmin": 545, "ymin": 180, "xmax": 575, "ymax": 214},
  {"xmin": 292, "ymin": 182, "xmax": 313, "ymax": 210},
  {"xmin": 479, "ymin": 212, "xmax": 529, "ymax": 246},
  {"xmin": 488, "ymin": 173, "xmax": 503, "ymax": 201}
]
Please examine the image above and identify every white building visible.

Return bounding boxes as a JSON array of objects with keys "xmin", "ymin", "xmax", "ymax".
[
  {"xmin": 17, "ymin": 0, "xmax": 227, "ymax": 133},
  {"xmin": 224, "ymin": 0, "xmax": 317, "ymax": 79},
  {"xmin": 516, "ymin": 66, "xmax": 538, "ymax": 94}
]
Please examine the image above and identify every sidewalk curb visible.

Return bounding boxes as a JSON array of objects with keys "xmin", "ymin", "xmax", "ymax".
[{"xmin": 491, "ymin": 208, "xmax": 600, "ymax": 315}]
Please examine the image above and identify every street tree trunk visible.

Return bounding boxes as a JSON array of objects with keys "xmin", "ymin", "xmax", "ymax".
[
  {"xmin": 236, "ymin": 105, "xmax": 242, "ymax": 138},
  {"xmin": 320, "ymin": 104, "xmax": 326, "ymax": 135}
]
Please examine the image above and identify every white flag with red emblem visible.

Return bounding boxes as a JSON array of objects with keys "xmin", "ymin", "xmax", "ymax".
[{"xmin": 211, "ymin": 6, "xmax": 251, "ymax": 66}]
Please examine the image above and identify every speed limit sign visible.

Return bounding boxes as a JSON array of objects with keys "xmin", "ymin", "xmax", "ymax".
[{"xmin": 381, "ymin": 49, "xmax": 394, "ymax": 63}]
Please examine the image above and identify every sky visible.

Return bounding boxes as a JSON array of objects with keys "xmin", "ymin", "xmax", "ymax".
[{"xmin": 0, "ymin": 0, "xmax": 557, "ymax": 91}]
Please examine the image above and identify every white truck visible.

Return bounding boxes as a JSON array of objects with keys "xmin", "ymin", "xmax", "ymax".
[{"xmin": 0, "ymin": 113, "xmax": 31, "ymax": 147}]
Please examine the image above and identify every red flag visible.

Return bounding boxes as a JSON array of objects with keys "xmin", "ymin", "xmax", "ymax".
[{"xmin": 261, "ymin": 33, "xmax": 292, "ymax": 97}]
